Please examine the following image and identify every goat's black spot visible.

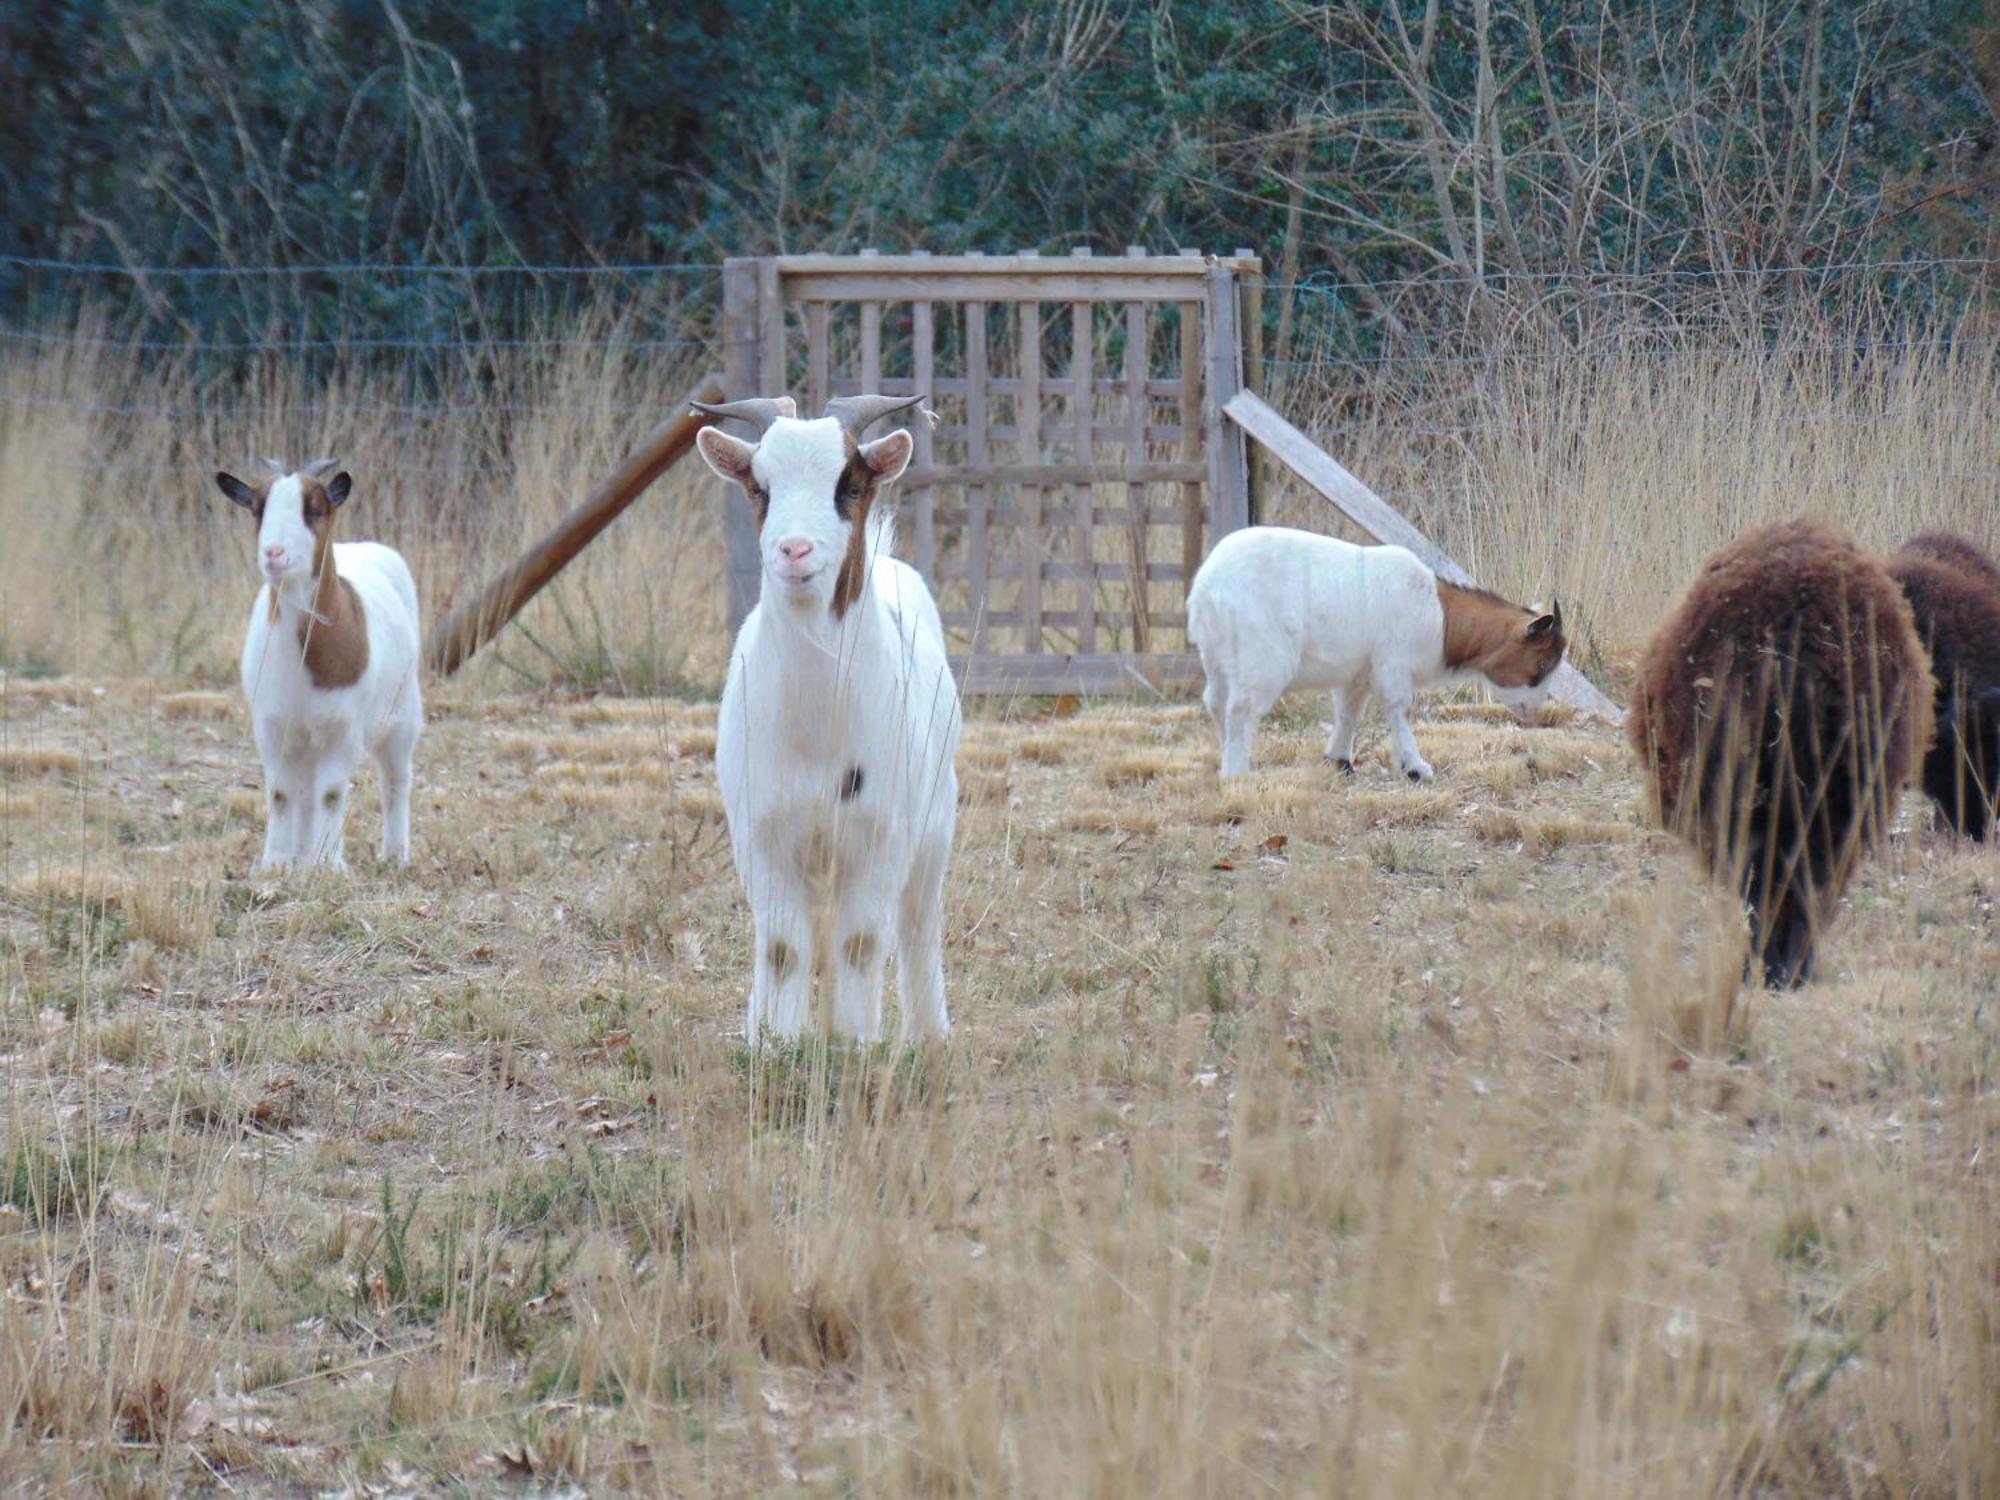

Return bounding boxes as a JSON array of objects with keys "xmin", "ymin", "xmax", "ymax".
[
  {"xmin": 271, "ymin": 790, "xmax": 287, "ymax": 809},
  {"xmin": 839, "ymin": 765, "xmax": 865, "ymax": 801},
  {"xmin": 323, "ymin": 788, "xmax": 342, "ymax": 809}
]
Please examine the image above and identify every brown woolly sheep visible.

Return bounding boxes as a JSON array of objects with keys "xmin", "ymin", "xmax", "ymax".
[
  {"xmin": 1887, "ymin": 532, "xmax": 2000, "ymax": 840},
  {"xmin": 1629, "ymin": 519, "xmax": 1934, "ymax": 989}
]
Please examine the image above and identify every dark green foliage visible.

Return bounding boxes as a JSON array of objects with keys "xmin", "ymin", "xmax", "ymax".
[{"xmin": 1, "ymin": 1, "xmax": 1994, "ymax": 350}]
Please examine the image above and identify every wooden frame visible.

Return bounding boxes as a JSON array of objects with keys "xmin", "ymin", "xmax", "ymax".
[{"xmin": 718, "ymin": 249, "xmax": 1262, "ymax": 695}]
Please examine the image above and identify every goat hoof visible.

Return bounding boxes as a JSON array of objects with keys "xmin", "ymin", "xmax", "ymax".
[
  {"xmin": 1328, "ymin": 757, "xmax": 1355, "ymax": 776},
  {"xmin": 1406, "ymin": 769, "xmax": 1423, "ymax": 783}
]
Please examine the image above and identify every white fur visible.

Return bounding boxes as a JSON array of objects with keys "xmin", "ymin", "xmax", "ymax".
[
  {"xmin": 699, "ymin": 416, "xmax": 962, "ymax": 1043},
  {"xmin": 239, "ymin": 476, "xmax": 423, "ymax": 870},
  {"xmin": 1188, "ymin": 525, "xmax": 1550, "ymax": 779}
]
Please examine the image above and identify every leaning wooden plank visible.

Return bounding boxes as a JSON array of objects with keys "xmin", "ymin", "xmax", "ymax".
[
  {"xmin": 425, "ymin": 373, "xmax": 725, "ymax": 677},
  {"xmin": 1223, "ymin": 388, "xmax": 1625, "ymax": 723}
]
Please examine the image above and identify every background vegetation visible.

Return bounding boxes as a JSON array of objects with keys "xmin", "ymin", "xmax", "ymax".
[{"xmin": 5, "ymin": 0, "xmax": 1999, "ymax": 351}]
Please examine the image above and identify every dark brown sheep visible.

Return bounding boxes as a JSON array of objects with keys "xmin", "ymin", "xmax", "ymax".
[
  {"xmin": 1630, "ymin": 519, "xmax": 1934, "ymax": 989},
  {"xmin": 1887, "ymin": 532, "xmax": 2000, "ymax": 840}
]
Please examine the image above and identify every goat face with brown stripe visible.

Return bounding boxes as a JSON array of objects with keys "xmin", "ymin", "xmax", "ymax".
[
  {"xmin": 217, "ymin": 461, "xmax": 351, "ymax": 592},
  {"xmin": 694, "ymin": 398, "xmax": 917, "ymax": 619}
]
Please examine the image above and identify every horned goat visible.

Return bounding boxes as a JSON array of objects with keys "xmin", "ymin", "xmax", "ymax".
[
  {"xmin": 1629, "ymin": 519, "xmax": 1932, "ymax": 988},
  {"xmin": 692, "ymin": 393, "xmax": 962, "ymax": 1042},
  {"xmin": 216, "ymin": 460, "xmax": 423, "ymax": 870}
]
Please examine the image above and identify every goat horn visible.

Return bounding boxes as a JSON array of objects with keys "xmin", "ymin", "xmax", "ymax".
[
  {"xmin": 823, "ymin": 393, "xmax": 929, "ymax": 442},
  {"xmin": 303, "ymin": 457, "xmax": 341, "ymax": 479},
  {"xmin": 260, "ymin": 456, "xmax": 287, "ymax": 478},
  {"xmin": 1551, "ymin": 594, "xmax": 1563, "ymax": 631},
  {"xmin": 689, "ymin": 396, "xmax": 797, "ymax": 433}
]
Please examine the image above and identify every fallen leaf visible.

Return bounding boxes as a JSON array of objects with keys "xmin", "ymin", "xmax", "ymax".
[
  {"xmin": 1211, "ymin": 859, "xmax": 1235, "ymax": 871},
  {"xmin": 1260, "ymin": 833, "xmax": 1289, "ymax": 854},
  {"xmin": 1667, "ymin": 1055, "xmax": 1691, "ymax": 1073}
]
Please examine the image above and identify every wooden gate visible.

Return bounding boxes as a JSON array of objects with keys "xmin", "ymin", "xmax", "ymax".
[{"xmin": 717, "ymin": 250, "xmax": 1262, "ymax": 694}]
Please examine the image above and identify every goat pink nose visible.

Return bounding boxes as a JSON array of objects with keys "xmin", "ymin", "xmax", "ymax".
[
  {"xmin": 264, "ymin": 545, "xmax": 284, "ymax": 560},
  {"xmin": 777, "ymin": 539, "xmax": 814, "ymax": 564}
]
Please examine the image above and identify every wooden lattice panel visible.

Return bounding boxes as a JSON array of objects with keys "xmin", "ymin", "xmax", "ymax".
[{"xmin": 718, "ymin": 251, "xmax": 1261, "ymax": 695}]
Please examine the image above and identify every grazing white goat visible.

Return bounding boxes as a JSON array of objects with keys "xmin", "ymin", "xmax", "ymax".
[
  {"xmin": 215, "ymin": 460, "xmax": 423, "ymax": 869},
  {"xmin": 1188, "ymin": 526, "xmax": 1565, "ymax": 779},
  {"xmin": 692, "ymin": 393, "xmax": 962, "ymax": 1042}
]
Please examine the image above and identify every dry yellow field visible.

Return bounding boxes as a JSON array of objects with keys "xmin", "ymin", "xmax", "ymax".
[{"xmin": 0, "ymin": 671, "xmax": 1992, "ymax": 1497}]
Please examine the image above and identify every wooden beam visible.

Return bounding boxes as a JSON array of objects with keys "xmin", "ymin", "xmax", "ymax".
[
  {"xmin": 1223, "ymin": 389, "xmax": 1626, "ymax": 723},
  {"xmin": 783, "ymin": 272, "xmax": 1235, "ymax": 304},
  {"xmin": 426, "ymin": 373, "xmax": 726, "ymax": 677},
  {"xmin": 953, "ymin": 651, "xmax": 1206, "ymax": 696},
  {"xmin": 775, "ymin": 253, "xmax": 1260, "ymax": 277}
]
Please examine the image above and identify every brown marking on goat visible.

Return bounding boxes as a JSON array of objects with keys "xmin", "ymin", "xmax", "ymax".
[
  {"xmin": 1437, "ymin": 581, "xmax": 1566, "ymax": 688},
  {"xmin": 295, "ymin": 475, "xmax": 370, "ymax": 690},
  {"xmin": 1887, "ymin": 533, "xmax": 2000, "ymax": 839},
  {"xmin": 1629, "ymin": 518, "xmax": 1933, "ymax": 987},
  {"xmin": 829, "ymin": 450, "xmax": 884, "ymax": 621},
  {"xmin": 842, "ymin": 932, "xmax": 879, "ymax": 972},
  {"xmin": 767, "ymin": 939, "xmax": 797, "ymax": 982}
]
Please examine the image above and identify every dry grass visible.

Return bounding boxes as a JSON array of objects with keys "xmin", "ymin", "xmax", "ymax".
[
  {"xmin": 4, "ymin": 667, "xmax": 1991, "ymax": 1496},
  {"xmin": 0, "ymin": 326, "xmax": 1996, "ymax": 1494}
]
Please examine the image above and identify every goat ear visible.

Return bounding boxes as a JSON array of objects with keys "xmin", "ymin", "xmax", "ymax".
[
  {"xmin": 216, "ymin": 472, "xmax": 259, "ymax": 510},
  {"xmin": 859, "ymin": 428, "xmax": 914, "ymax": 484},
  {"xmin": 1526, "ymin": 611, "xmax": 1559, "ymax": 638},
  {"xmin": 695, "ymin": 427, "xmax": 758, "ymax": 486},
  {"xmin": 324, "ymin": 471, "xmax": 352, "ymax": 508}
]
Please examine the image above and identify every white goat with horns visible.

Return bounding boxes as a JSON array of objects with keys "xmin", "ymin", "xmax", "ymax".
[{"xmin": 692, "ymin": 393, "xmax": 962, "ymax": 1042}]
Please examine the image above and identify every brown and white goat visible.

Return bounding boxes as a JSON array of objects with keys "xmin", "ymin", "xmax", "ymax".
[{"xmin": 1187, "ymin": 526, "xmax": 1566, "ymax": 778}]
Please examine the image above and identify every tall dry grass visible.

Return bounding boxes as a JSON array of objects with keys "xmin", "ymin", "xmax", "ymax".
[
  {"xmin": 1275, "ymin": 333, "xmax": 2000, "ymax": 684},
  {"xmin": 5, "ymin": 310, "xmax": 1995, "ymax": 695},
  {"xmin": 0, "ymin": 310, "xmax": 726, "ymax": 691}
]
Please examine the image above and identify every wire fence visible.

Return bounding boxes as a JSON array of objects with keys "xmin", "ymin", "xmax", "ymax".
[{"xmin": 2, "ymin": 250, "xmax": 1997, "ymax": 448}]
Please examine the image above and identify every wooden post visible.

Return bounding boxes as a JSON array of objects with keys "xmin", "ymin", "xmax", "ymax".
[
  {"xmin": 1070, "ymin": 249, "xmax": 1096, "ymax": 655},
  {"xmin": 859, "ymin": 247, "xmax": 882, "ymax": 395},
  {"xmin": 1222, "ymin": 389, "xmax": 1625, "ymax": 722},
  {"xmin": 1124, "ymin": 247, "xmax": 1151, "ymax": 653},
  {"xmin": 722, "ymin": 259, "xmax": 762, "ymax": 634},
  {"xmin": 1237, "ymin": 247, "xmax": 1264, "ymax": 524},
  {"xmin": 757, "ymin": 256, "xmax": 785, "ymax": 402},
  {"xmin": 425, "ymin": 373, "xmax": 727, "ymax": 677},
  {"xmin": 805, "ymin": 301, "xmax": 830, "ymax": 414},
  {"xmin": 912, "ymin": 254, "xmax": 937, "ymax": 582},
  {"xmin": 1018, "ymin": 286, "xmax": 1043, "ymax": 655},
  {"xmin": 1204, "ymin": 264, "xmax": 1250, "ymax": 540},
  {"xmin": 964, "ymin": 295, "xmax": 990, "ymax": 653},
  {"xmin": 1178, "ymin": 283, "xmax": 1204, "ymax": 613}
]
